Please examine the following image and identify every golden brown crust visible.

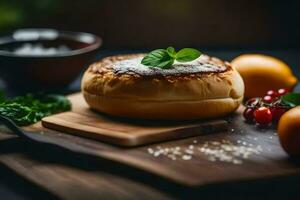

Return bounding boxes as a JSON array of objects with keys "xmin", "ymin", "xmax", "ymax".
[
  {"xmin": 88, "ymin": 53, "xmax": 231, "ymax": 80},
  {"xmin": 81, "ymin": 54, "xmax": 244, "ymax": 119}
]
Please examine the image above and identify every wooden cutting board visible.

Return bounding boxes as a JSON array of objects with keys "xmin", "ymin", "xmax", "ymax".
[
  {"xmin": 1, "ymin": 92, "xmax": 300, "ymax": 192},
  {"xmin": 41, "ymin": 93, "xmax": 227, "ymax": 146}
]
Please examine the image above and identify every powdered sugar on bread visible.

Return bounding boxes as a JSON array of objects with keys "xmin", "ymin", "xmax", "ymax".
[{"xmin": 112, "ymin": 55, "xmax": 227, "ymax": 76}]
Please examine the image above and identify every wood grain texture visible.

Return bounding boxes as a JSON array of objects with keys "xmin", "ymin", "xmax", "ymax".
[
  {"xmin": 41, "ymin": 93, "xmax": 227, "ymax": 146},
  {"xmin": 0, "ymin": 134, "xmax": 173, "ymax": 200},
  {"xmin": 15, "ymin": 93, "xmax": 300, "ymax": 187},
  {"xmin": 1, "ymin": 92, "xmax": 300, "ymax": 199}
]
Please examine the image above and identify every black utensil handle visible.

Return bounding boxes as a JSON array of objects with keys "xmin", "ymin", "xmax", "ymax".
[{"xmin": 0, "ymin": 115, "xmax": 30, "ymax": 140}]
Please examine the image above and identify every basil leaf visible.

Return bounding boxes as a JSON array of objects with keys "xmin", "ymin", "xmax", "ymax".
[
  {"xmin": 175, "ymin": 48, "xmax": 201, "ymax": 62},
  {"xmin": 141, "ymin": 47, "xmax": 202, "ymax": 69},
  {"xmin": 167, "ymin": 47, "xmax": 176, "ymax": 58},
  {"xmin": 141, "ymin": 49, "xmax": 172, "ymax": 67},
  {"xmin": 282, "ymin": 93, "xmax": 300, "ymax": 107},
  {"xmin": 156, "ymin": 59, "xmax": 174, "ymax": 69}
]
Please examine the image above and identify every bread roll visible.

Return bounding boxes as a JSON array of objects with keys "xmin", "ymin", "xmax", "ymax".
[{"xmin": 81, "ymin": 54, "xmax": 244, "ymax": 119}]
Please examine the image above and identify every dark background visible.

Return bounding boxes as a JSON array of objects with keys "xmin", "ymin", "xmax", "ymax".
[
  {"xmin": 0, "ymin": 0, "xmax": 300, "ymax": 49},
  {"xmin": 0, "ymin": 0, "xmax": 300, "ymax": 93},
  {"xmin": 1, "ymin": 0, "xmax": 300, "ymax": 93},
  {"xmin": 0, "ymin": 1, "xmax": 300, "ymax": 199}
]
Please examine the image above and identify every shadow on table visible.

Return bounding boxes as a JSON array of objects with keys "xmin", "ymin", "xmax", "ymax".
[
  {"xmin": 1, "ymin": 136, "xmax": 300, "ymax": 200},
  {"xmin": 0, "ymin": 164, "xmax": 59, "ymax": 200}
]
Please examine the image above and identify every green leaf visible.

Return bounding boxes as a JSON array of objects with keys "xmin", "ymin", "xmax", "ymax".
[
  {"xmin": 175, "ymin": 48, "xmax": 201, "ymax": 62},
  {"xmin": 166, "ymin": 47, "xmax": 176, "ymax": 58},
  {"xmin": 141, "ymin": 49, "xmax": 172, "ymax": 67},
  {"xmin": 0, "ymin": 92, "xmax": 71, "ymax": 126},
  {"xmin": 141, "ymin": 47, "xmax": 202, "ymax": 69},
  {"xmin": 282, "ymin": 93, "xmax": 300, "ymax": 107},
  {"xmin": 156, "ymin": 59, "xmax": 175, "ymax": 68},
  {"xmin": 0, "ymin": 103, "xmax": 36, "ymax": 126}
]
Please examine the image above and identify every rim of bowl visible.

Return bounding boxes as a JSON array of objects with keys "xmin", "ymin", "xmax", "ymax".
[{"xmin": 0, "ymin": 28, "xmax": 102, "ymax": 58}]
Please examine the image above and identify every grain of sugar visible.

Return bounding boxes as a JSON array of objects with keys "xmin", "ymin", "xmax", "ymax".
[
  {"xmin": 112, "ymin": 56, "xmax": 226, "ymax": 76},
  {"xmin": 182, "ymin": 155, "xmax": 192, "ymax": 160},
  {"xmin": 147, "ymin": 148, "xmax": 154, "ymax": 154}
]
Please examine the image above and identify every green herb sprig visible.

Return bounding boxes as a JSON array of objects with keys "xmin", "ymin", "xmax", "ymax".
[
  {"xmin": 141, "ymin": 47, "xmax": 201, "ymax": 69},
  {"xmin": 0, "ymin": 92, "xmax": 71, "ymax": 126},
  {"xmin": 282, "ymin": 93, "xmax": 300, "ymax": 107}
]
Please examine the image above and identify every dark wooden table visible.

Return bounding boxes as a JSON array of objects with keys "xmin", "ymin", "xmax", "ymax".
[{"xmin": 0, "ymin": 49, "xmax": 299, "ymax": 200}]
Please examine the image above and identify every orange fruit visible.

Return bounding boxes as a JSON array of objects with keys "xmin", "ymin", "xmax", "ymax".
[
  {"xmin": 231, "ymin": 54, "xmax": 298, "ymax": 98},
  {"xmin": 278, "ymin": 106, "xmax": 300, "ymax": 156}
]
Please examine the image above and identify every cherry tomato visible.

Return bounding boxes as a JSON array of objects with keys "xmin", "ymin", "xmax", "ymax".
[
  {"xmin": 245, "ymin": 97, "xmax": 260, "ymax": 107},
  {"xmin": 254, "ymin": 107, "xmax": 273, "ymax": 126},
  {"xmin": 263, "ymin": 95, "xmax": 273, "ymax": 103},
  {"xmin": 243, "ymin": 108, "xmax": 255, "ymax": 122},
  {"xmin": 277, "ymin": 88, "xmax": 290, "ymax": 96},
  {"xmin": 270, "ymin": 107, "xmax": 287, "ymax": 122},
  {"xmin": 266, "ymin": 90, "xmax": 278, "ymax": 97}
]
